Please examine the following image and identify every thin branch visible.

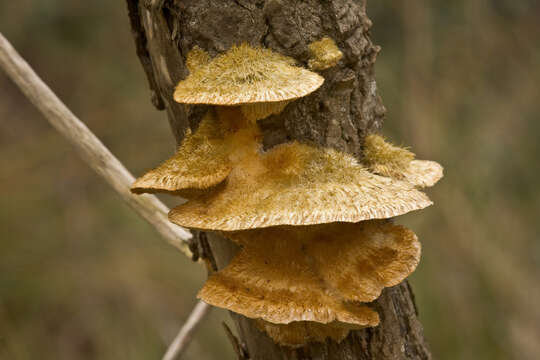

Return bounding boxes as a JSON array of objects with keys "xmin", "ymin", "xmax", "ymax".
[
  {"xmin": 0, "ymin": 32, "xmax": 192, "ymax": 255},
  {"xmin": 162, "ymin": 301, "xmax": 212, "ymax": 360}
]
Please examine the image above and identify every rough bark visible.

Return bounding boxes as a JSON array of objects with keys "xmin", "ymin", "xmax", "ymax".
[{"xmin": 125, "ymin": 0, "xmax": 431, "ymax": 358}]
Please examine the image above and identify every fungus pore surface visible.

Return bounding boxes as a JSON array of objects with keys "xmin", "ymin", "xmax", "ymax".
[
  {"xmin": 169, "ymin": 142, "xmax": 432, "ymax": 231},
  {"xmin": 173, "ymin": 43, "xmax": 324, "ymax": 105},
  {"xmin": 363, "ymin": 134, "xmax": 443, "ymax": 187}
]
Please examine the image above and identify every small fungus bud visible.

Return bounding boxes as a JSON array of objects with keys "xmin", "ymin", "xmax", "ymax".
[{"xmin": 308, "ymin": 37, "xmax": 344, "ymax": 71}]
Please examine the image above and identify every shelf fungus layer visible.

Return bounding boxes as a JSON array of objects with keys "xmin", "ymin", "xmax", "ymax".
[
  {"xmin": 131, "ymin": 108, "xmax": 263, "ymax": 197},
  {"xmin": 131, "ymin": 112, "xmax": 232, "ymax": 195},
  {"xmin": 199, "ymin": 235, "xmax": 378, "ymax": 326},
  {"xmin": 198, "ymin": 221, "xmax": 419, "ymax": 330},
  {"xmin": 169, "ymin": 142, "xmax": 432, "ymax": 231},
  {"xmin": 173, "ymin": 43, "xmax": 324, "ymax": 105},
  {"xmin": 363, "ymin": 134, "xmax": 444, "ymax": 188}
]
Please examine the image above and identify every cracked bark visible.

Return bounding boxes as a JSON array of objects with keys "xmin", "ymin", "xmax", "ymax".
[{"xmin": 125, "ymin": 0, "xmax": 431, "ymax": 358}]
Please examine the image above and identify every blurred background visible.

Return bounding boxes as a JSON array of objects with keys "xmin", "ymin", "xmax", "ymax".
[{"xmin": 0, "ymin": 1, "xmax": 538, "ymax": 359}]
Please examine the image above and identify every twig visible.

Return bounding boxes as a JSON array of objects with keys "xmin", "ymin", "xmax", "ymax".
[
  {"xmin": 162, "ymin": 301, "xmax": 212, "ymax": 360},
  {"xmin": 0, "ymin": 32, "xmax": 192, "ymax": 255}
]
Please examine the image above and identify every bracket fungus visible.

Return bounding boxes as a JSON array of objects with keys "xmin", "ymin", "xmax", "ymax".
[
  {"xmin": 169, "ymin": 142, "xmax": 432, "ymax": 231},
  {"xmin": 174, "ymin": 43, "xmax": 324, "ymax": 124},
  {"xmin": 131, "ymin": 112, "xmax": 232, "ymax": 195},
  {"xmin": 131, "ymin": 42, "xmax": 443, "ymax": 347},
  {"xmin": 198, "ymin": 221, "xmax": 419, "ymax": 343},
  {"xmin": 173, "ymin": 43, "xmax": 324, "ymax": 105}
]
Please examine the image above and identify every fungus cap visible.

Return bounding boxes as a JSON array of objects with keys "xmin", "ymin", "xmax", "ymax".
[
  {"xmin": 131, "ymin": 112, "xmax": 231, "ymax": 195},
  {"xmin": 363, "ymin": 134, "xmax": 443, "ymax": 187},
  {"xmin": 198, "ymin": 221, "xmax": 419, "ymax": 326},
  {"xmin": 169, "ymin": 142, "xmax": 432, "ymax": 231},
  {"xmin": 229, "ymin": 221, "xmax": 421, "ymax": 303},
  {"xmin": 173, "ymin": 43, "xmax": 324, "ymax": 105},
  {"xmin": 198, "ymin": 227, "xmax": 380, "ymax": 326}
]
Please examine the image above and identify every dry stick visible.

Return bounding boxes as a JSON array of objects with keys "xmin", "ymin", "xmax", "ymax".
[
  {"xmin": 162, "ymin": 301, "xmax": 212, "ymax": 360},
  {"xmin": 0, "ymin": 32, "xmax": 192, "ymax": 255},
  {"xmin": 0, "ymin": 33, "xmax": 212, "ymax": 358},
  {"xmin": 0, "ymin": 32, "xmax": 213, "ymax": 359}
]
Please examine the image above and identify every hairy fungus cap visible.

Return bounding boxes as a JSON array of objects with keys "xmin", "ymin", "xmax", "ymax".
[
  {"xmin": 198, "ymin": 228, "xmax": 380, "ymax": 326},
  {"xmin": 363, "ymin": 134, "xmax": 443, "ymax": 187},
  {"xmin": 131, "ymin": 112, "xmax": 232, "ymax": 194},
  {"xmin": 173, "ymin": 43, "xmax": 324, "ymax": 105},
  {"xmin": 255, "ymin": 320, "xmax": 355, "ymax": 347},
  {"xmin": 229, "ymin": 220, "xmax": 420, "ymax": 303},
  {"xmin": 169, "ymin": 142, "xmax": 432, "ymax": 231},
  {"xmin": 198, "ymin": 221, "xmax": 419, "ymax": 329},
  {"xmin": 308, "ymin": 37, "xmax": 344, "ymax": 71}
]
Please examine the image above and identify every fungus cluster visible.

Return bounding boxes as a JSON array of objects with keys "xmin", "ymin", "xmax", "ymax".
[{"xmin": 132, "ymin": 41, "xmax": 443, "ymax": 347}]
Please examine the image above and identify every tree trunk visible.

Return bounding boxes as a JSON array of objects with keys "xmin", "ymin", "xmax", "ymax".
[{"xmin": 125, "ymin": 1, "xmax": 431, "ymax": 358}]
